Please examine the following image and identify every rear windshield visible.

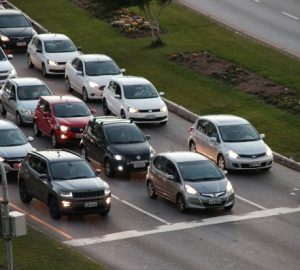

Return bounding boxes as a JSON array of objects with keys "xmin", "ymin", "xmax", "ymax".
[
  {"xmin": 0, "ymin": 14, "xmax": 31, "ymax": 28},
  {"xmin": 17, "ymin": 85, "xmax": 52, "ymax": 100},
  {"xmin": 53, "ymin": 102, "xmax": 90, "ymax": 118}
]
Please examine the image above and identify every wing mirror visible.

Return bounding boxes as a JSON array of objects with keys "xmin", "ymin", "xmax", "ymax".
[
  {"xmin": 145, "ymin": 135, "xmax": 151, "ymax": 140},
  {"xmin": 260, "ymin": 134, "xmax": 265, "ymax": 139},
  {"xmin": 114, "ymin": 94, "xmax": 121, "ymax": 99},
  {"xmin": 9, "ymin": 96, "xmax": 16, "ymax": 101},
  {"xmin": 40, "ymin": 174, "xmax": 50, "ymax": 181},
  {"xmin": 159, "ymin": 92, "xmax": 165, "ymax": 96},
  {"xmin": 165, "ymin": 173, "xmax": 174, "ymax": 180},
  {"xmin": 95, "ymin": 168, "xmax": 101, "ymax": 175},
  {"xmin": 222, "ymin": 170, "xmax": 228, "ymax": 175},
  {"xmin": 210, "ymin": 137, "xmax": 217, "ymax": 144},
  {"xmin": 7, "ymin": 54, "xmax": 13, "ymax": 60},
  {"xmin": 27, "ymin": 136, "xmax": 34, "ymax": 142},
  {"xmin": 36, "ymin": 49, "xmax": 42, "ymax": 53},
  {"xmin": 120, "ymin": 68, "xmax": 126, "ymax": 73},
  {"xmin": 76, "ymin": 70, "xmax": 83, "ymax": 76},
  {"xmin": 77, "ymin": 47, "xmax": 82, "ymax": 51},
  {"xmin": 90, "ymin": 109, "xmax": 96, "ymax": 115}
]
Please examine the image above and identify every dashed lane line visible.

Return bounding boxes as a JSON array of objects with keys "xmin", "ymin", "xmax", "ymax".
[
  {"xmin": 235, "ymin": 195, "xmax": 267, "ymax": 210},
  {"xmin": 281, "ymin": 11, "xmax": 299, "ymax": 20}
]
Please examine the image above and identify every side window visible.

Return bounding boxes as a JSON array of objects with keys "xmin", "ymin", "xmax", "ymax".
[
  {"xmin": 87, "ymin": 123, "xmax": 96, "ymax": 137},
  {"xmin": 108, "ymin": 81, "xmax": 116, "ymax": 93},
  {"xmin": 95, "ymin": 126, "xmax": 105, "ymax": 141},
  {"xmin": 77, "ymin": 61, "xmax": 83, "ymax": 72},
  {"xmin": 197, "ymin": 120, "xmax": 209, "ymax": 134},
  {"xmin": 10, "ymin": 85, "xmax": 16, "ymax": 98},
  {"xmin": 71, "ymin": 58, "xmax": 79, "ymax": 69},
  {"xmin": 154, "ymin": 156, "xmax": 168, "ymax": 172},
  {"xmin": 115, "ymin": 84, "xmax": 121, "ymax": 96},
  {"xmin": 43, "ymin": 102, "xmax": 51, "ymax": 113},
  {"xmin": 4, "ymin": 82, "xmax": 11, "ymax": 95},
  {"xmin": 37, "ymin": 99, "xmax": 45, "ymax": 110},
  {"xmin": 28, "ymin": 155, "xmax": 40, "ymax": 172},
  {"xmin": 36, "ymin": 160, "xmax": 48, "ymax": 175},
  {"xmin": 206, "ymin": 122, "xmax": 219, "ymax": 139},
  {"xmin": 36, "ymin": 39, "xmax": 42, "ymax": 51},
  {"xmin": 165, "ymin": 161, "xmax": 179, "ymax": 180}
]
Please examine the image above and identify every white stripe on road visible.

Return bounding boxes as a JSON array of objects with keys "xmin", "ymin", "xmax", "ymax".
[
  {"xmin": 235, "ymin": 195, "xmax": 267, "ymax": 210},
  {"xmin": 64, "ymin": 206, "xmax": 300, "ymax": 247},
  {"xmin": 281, "ymin": 11, "xmax": 299, "ymax": 20},
  {"xmin": 253, "ymin": 0, "xmax": 261, "ymax": 3}
]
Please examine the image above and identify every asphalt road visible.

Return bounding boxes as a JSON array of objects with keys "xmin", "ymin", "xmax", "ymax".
[
  {"xmin": 177, "ymin": 0, "xmax": 300, "ymax": 58},
  {"xmin": 1, "ymin": 53, "xmax": 300, "ymax": 270}
]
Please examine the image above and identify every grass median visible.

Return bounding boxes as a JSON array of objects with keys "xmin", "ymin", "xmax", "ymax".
[{"xmin": 10, "ymin": 0, "xmax": 300, "ymax": 162}]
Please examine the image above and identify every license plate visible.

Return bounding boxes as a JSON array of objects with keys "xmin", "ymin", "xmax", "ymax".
[
  {"xmin": 208, "ymin": 198, "xmax": 221, "ymax": 205},
  {"xmin": 75, "ymin": 133, "xmax": 82, "ymax": 138},
  {"xmin": 145, "ymin": 114, "xmax": 156, "ymax": 119},
  {"xmin": 17, "ymin": 42, "xmax": 27, "ymax": 47},
  {"xmin": 249, "ymin": 162, "xmax": 261, "ymax": 167},
  {"xmin": 133, "ymin": 162, "xmax": 146, "ymax": 168},
  {"xmin": 84, "ymin": 201, "xmax": 97, "ymax": 208}
]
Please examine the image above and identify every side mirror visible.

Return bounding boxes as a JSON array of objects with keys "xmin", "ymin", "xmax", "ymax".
[
  {"xmin": 114, "ymin": 94, "xmax": 121, "ymax": 99},
  {"xmin": 120, "ymin": 68, "xmax": 126, "ymax": 73},
  {"xmin": 165, "ymin": 173, "xmax": 174, "ymax": 180},
  {"xmin": 90, "ymin": 109, "xmax": 96, "ymax": 115},
  {"xmin": 95, "ymin": 168, "xmax": 101, "ymax": 175},
  {"xmin": 27, "ymin": 136, "xmax": 34, "ymax": 142},
  {"xmin": 7, "ymin": 54, "xmax": 13, "ymax": 60},
  {"xmin": 77, "ymin": 47, "xmax": 82, "ymax": 51},
  {"xmin": 9, "ymin": 96, "xmax": 16, "ymax": 101},
  {"xmin": 36, "ymin": 49, "xmax": 42, "ymax": 53},
  {"xmin": 210, "ymin": 137, "xmax": 217, "ymax": 144},
  {"xmin": 159, "ymin": 92, "xmax": 165, "ymax": 96},
  {"xmin": 40, "ymin": 174, "xmax": 50, "ymax": 181},
  {"xmin": 222, "ymin": 170, "xmax": 228, "ymax": 175},
  {"xmin": 145, "ymin": 135, "xmax": 151, "ymax": 140},
  {"xmin": 76, "ymin": 70, "xmax": 83, "ymax": 76},
  {"xmin": 260, "ymin": 134, "xmax": 265, "ymax": 139}
]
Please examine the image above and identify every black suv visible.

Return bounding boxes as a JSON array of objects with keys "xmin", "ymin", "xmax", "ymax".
[
  {"xmin": 18, "ymin": 149, "xmax": 111, "ymax": 219},
  {"xmin": 80, "ymin": 116, "xmax": 155, "ymax": 177}
]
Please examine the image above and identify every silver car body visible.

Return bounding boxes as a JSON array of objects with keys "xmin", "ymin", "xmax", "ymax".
[{"xmin": 188, "ymin": 115, "xmax": 273, "ymax": 170}]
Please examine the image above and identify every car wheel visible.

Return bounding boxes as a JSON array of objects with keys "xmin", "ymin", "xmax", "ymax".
[
  {"xmin": 81, "ymin": 146, "xmax": 90, "ymax": 162},
  {"xmin": 0, "ymin": 101, "xmax": 7, "ymax": 116},
  {"xmin": 65, "ymin": 77, "xmax": 72, "ymax": 92},
  {"xmin": 83, "ymin": 88, "xmax": 89, "ymax": 102},
  {"xmin": 224, "ymin": 203, "xmax": 234, "ymax": 211},
  {"xmin": 27, "ymin": 54, "xmax": 34, "ymax": 68},
  {"xmin": 120, "ymin": 110, "xmax": 126, "ymax": 119},
  {"xmin": 160, "ymin": 121, "xmax": 167, "ymax": 125},
  {"xmin": 19, "ymin": 181, "xmax": 32, "ymax": 204},
  {"xmin": 189, "ymin": 141, "xmax": 196, "ymax": 152},
  {"xmin": 51, "ymin": 132, "xmax": 59, "ymax": 148},
  {"xmin": 48, "ymin": 197, "xmax": 61, "ymax": 220},
  {"xmin": 176, "ymin": 194, "xmax": 186, "ymax": 213},
  {"xmin": 102, "ymin": 99, "xmax": 111, "ymax": 115},
  {"xmin": 33, "ymin": 121, "xmax": 41, "ymax": 137},
  {"xmin": 147, "ymin": 180, "xmax": 157, "ymax": 199},
  {"xmin": 16, "ymin": 112, "xmax": 23, "ymax": 126},
  {"xmin": 104, "ymin": 158, "xmax": 115, "ymax": 178},
  {"xmin": 99, "ymin": 207, "xmax": 110, "ymax": 216},
  {"xmin": 217, "ymin": 154, "xmax": 226, "ymax": 171},
  {"xmin": 42, "ymin": 63, "xmax": 48, "ymax": 77}
]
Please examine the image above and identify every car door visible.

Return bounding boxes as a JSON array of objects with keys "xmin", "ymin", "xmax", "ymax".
[
  {"xmin": 28, "ymin": 37, "xmax": 38, "ymax": 66},
  {"xmin": 163, "ymin": 160, "xmax": 181, "ymax": 202},
  {"xmin": 5, "ymin": 83, "xmax": 16, "ymax": 115},
  {"xmin": 67, "ymin": 58, "xmax": 81, "ymax": 93},
  {"xmin": 152, "ymin": 156, "xmax": 168, "ymax": 198},
  {"xmin": 35, "ymin": 158, "xmax": 51, "ymax": 203},
  {"xmin": 30, "ymin": 37, "xmax": 43, "ymax": 69},
  {"xmin": 205, "ymin": 122, "xmax": 220, "ymax": 161},
  {"xmin": 106, "ymin": 81, "xmax": 121, "ymax": 115},
  {"xmin": 93, "ymin": 125, "xmax": 107, "ymax": 164},
  {"xmin": 1, "ymin": 81, "xmax": 11, "ymax": 112},
  {"xmin": 84, "ymin": 122, "xmax": 98, "ymax": 161},
  {"xmin": 194, "ymin": 119, "xmax": 209, "ymax": 155},
  {"xmin": 37, "ymin": 100, "xmax": 52, "ymax": 136}
]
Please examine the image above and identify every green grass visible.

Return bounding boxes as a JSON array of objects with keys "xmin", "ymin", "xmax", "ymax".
[
  {"xmin": 0, "ymin": 227, "xmax": 104, "ymax": 269},
  {"xmin": 10, "ymin": 0, "xmax": 300, "ymax": 161}
]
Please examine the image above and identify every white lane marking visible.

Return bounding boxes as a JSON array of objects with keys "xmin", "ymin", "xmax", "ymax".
[
  {"xmin": 112, "ymin": 195, "xmax": 170, "ymax": 225},
  {"xmin": 235, "ymin": 195, "xmax": 266, "ymax": 210},
  {"xmin": 253, "ymin": 0, "xmax": 261, "ymax": 3},
  {"xmin": 64, "ymin": 206, "xmax": 300, "ymax": 247},
  {"xmin": 281, "ymin": 11, "xmax": 299, "ymax": 20}
]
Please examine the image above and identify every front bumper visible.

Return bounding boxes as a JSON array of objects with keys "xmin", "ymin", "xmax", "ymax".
[
  {"xmin": 85, "ymin": 85, "xmax": 103, "ymax": 100},
  {"xmin": 129, "ymin": 112, "xmax": 168, "ymax": 124},
  {"xmin": 1, "ymin": 37, "xmax": 32, "ymax": 49},
  {"xmin": 111, "ymin": 158, "xmax": 150, "ymax": 173},
  {"xmin": 46, "ymin": 63, "xmax": 66, "ymax": 74},
  {"xmin": 225, "ymin": 156, "xmax": 273, "ymax": 170}
]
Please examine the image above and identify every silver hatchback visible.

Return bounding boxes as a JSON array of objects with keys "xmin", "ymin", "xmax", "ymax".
[{"xmin": 146, "ymin": 151, "xmax": 235, "ymax": 213}]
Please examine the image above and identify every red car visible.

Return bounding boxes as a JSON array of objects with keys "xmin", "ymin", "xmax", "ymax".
[{"xmin": 33, "ymin": 95, "xmax": 95, "ymax": 147}]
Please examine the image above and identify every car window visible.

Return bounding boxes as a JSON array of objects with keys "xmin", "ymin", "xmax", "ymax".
[
  {"xmin": 77, "ymin": 61, "xmax": 83, "ymax": 72},
  {"xmin": 197, "ymin": 120, "xmax": 209, "ymax": 134},
  {"xmin": 28, "ymin": 155, "xmax": 40, "ymax": 172},
  {"xmin": 0, "ymin": 48, "xmax": 6, "ymax": 61},
  {"xmin": 95, "ymin": 125, "xmax": 105, "ymax": 141},
  {"xmin": 37, "ymin": 160, "xmax": 48, "ymax": 175},
  {"xmin": 0, "ymin": 14, "xmax": 31, "ymax": 28},
  {"xmin": 31, "ymin": 37, "xmax": 38, "ymax": 48},
  {"xmin": 4, "ymin": 82, "xmax": 11, "ymax": 95},
  {"xmin": 84, "ymin": 60, "xmax": 121, "ymax": 76},
  {"xmin": 71, "ymin": 58, "xmax": 80, "ymax": 69},
  {"xmin": 115, "ymin": 84, "xmax": 121, "ymax": 96},
  {"xmin": 36, "ymin": 39, "xmax": 42, "ymax": 51},
  {"xmin": 43, "ymin": 102, "xmax": 51, "ymax": 113},
  {"xmin": 154, "ymin": 156, "xmax": 168, "ymax": 172},
  {"xmin": 165, "ymin": 161, "xmax": 179, "ymax": 180},
  {"xmin": 17, "ymin": 85, "xmax": 52, "ymax": 101},
  {"xmin": 10, "ymin": 85, "xmax": 16, "ymax": 98},
  {"xmin": 123, "ymin": 84, "xmax": 158, "ymax": 99},
  {"xmin": 206, "ymin": 122, "xmax": 219, "ymax": 140},
  {"xmin": 44, "ymin": 39, "xmax": 76, "ymax": 53}
]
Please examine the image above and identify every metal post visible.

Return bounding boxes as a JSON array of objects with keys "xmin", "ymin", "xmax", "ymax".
[{"xmin": 0, "ymin": 160, "xmax": 13, "ymax": 270}]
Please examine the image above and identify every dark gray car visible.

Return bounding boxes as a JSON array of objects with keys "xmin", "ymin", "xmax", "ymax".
[
  {"xmin": 18, "ymin": 149, "xmax": 111, "ymax": 219},
  {"xmin": 146, "ymin": 151, "xmax": 235, "ymax": 213}
]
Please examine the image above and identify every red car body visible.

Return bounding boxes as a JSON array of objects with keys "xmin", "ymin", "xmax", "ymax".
[{"xmin": 33, "ymin": 95, "xmax": 94, "ymax": 147}]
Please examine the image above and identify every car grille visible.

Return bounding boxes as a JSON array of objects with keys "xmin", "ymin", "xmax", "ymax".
[
  {"xmin": 201, "ymin": 191, "xmax": 226, "ymax": 198},
  {"xmin": 70, "ymin": 127, "xmax": 85, "ymax": 133},
  {"xmin": 0, "ymin": 75, "xmax": 8, "ymax": 80},
  {"xmin": 239, "ymin": 153, "xmax": 266, "ymax": 158},
  {"xmin": 124, "ymin": 154, "xmax": 149, "ymax": 161},
  {"xmin": 0, "ymin": 70, "xmax": 9, "ymax": 74},
  {"xmin": 130, "ymin": 116, "xmax": 168, "ymax": 122},
  {"xmin": 138, "ymin": 109, "xmax": 160, "ymax": 113},
  {"xmin": 10, "ymin": 36, "xmax": 32, "ymax": 42},
  {"xmin": 73, "ymin": 190, "xmax": 105, "ymax": 198}
]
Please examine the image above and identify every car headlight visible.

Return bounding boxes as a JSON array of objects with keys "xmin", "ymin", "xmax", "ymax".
[
  {"xmin": 227, "ymin": 150, "xmax": 239, "ymax": 159},
  {"xmin": 0, "ymin": 35, "xmax": 9, "ymax": 42},
  {"xmin": 226, "ymin": 181, "xmax": 234, "ymax": 193},
  {"xmin": 113, "ymin": 154, "xmax": 123, "ymax": 160},
  {"xmin": 48, "ymin": 60, "xmax": 58, "ymax": 66},
  {"xmin": 104, "ymin": 187, "xmax": 110, "ymax": 195},
  {"xmin": 19, "ymin": 109, "xmax": 33, "ymax": 115},
  {"xmin": 266, "ymin": 147, "xmax": 273, "ymax": 157},
  {"xmin": 0, "ymin": 156, "xmax": 5, "ymax": 162},
  {"xmin": 59, "ymin": 191, "xmax": 73, "ymax": 198},
  {"xmin": 185, "ymin": 184, "xmax": 198, "ymax": 195},
  {"xmin": 88, "ymin": 81, "xmax": 99, "ymax": 88},
  {"xmin": 9, "ymin": 68, "xmax": 17, "ymax": 77},
  {"xmin": 128, "ymin": 107, "xmax": 139, "ymax": 113},
  {"xmin": 160, "ymin": 105, "xmax": 167, "ymax": 112},
  {"xmin": 59, "ymin": 125, "xmax": 69, "ymax": 132},
  {"xmin": 150, "ymin": 147, "xmax": 155, "ymax": 159}
]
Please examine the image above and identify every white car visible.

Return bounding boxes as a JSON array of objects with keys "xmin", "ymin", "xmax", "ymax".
[
  {"xmin": 0, "ymin": 46, "xmax": 17, "ymax": 86},
  {"xmin": 27, "ymin": 33, "xmax": 80, "ymax": 77},
  {"xmin": 65, "ymin": 54, "xmax": 125, "ymax": 102},
  {"xmin": 102, "ymin": 76, "xmax": 168, "ymax": 125},
  {"xmin": 188, "ymin": 115, "xmax": 273, "ymax": 171}
]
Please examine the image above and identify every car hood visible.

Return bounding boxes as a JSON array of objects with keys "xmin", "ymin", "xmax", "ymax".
[
  {"xmin": 0, "ymin": 60, "xmax": 14, "ymax": 72},
  {"xmin": 109, "ymin": 142, "xmax": 150, "ymax": 157},
  {"xmin": 125, "ymin": 97, "xmax": 165, "ymax": 110},
  {"xmin": 187, "ymin": 178, "xmax": 228, "ymax": 193},
  {"xmin": 53, "ymin": 177, "xmax": 107, "ymax": 191},
  {"xmin": 45, "ymin": 51, "xmax": 80, "ymax": 62},
  {"xmin": 0, "ymin": 143, "xmax": 34, "ymax": 158},
  {"xmin": 0, "ymin": 27, "xmax": 34, "ymax": 37},
  {"xmin": 56, "ymin": 116, "xmax": 92, "ymax": 128},
  {"xmin": 18, "ymin": 100, "xmax": 39, "ymax": 111},
  {"xmin": 223, "ymin": 140, "xmax": 268, "ymax": 155},
  {"xmin": 86, "ymin": 74, "xmax": 123, "ymax": 87}
]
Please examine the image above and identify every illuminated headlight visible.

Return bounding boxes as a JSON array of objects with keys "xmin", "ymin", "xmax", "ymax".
[
  {"xmin": 227, "ymin": 150, "xmax": 239, "ymax": 159},
  {"xmin": 0, "ymin": 35, "xmax": 9, "ymax": 42},
  {"xmin": 185, "ymin": 184, "xmax": 198, "ymax": 195},
  {"xmin": 104, "ymin": 187, "xmax": 110, "ymax": 195},
  {"xmin": 59, "ymin": 125, "xmax": 69, "ymax": 132},
  {"xmin": 160, "ymin": 105, "xmax": 167, "ymax": 112},
  {"xmin": 48, "ymin": 60, "xmax": 58, "ymax": 66},
  {"xmin": 266, "ymin": 147, "xmax": 273, "ymax": 157},
  {"xmin": 0, "ymin": 156, "xmax": 5, "ymax": 162},
  {"xmin": 128, "ymin": 107, "xmax": 139, "ymax": 113},
  {"xmin": 62, "ymin": 201, "xmax": 72, "ymax": 208},
  {"xmin": 113, "ymin": 154, "xmax": 123, "ymax": 160},
  {"xmin": 88, "ymin": 81, "xmax": 99, "ymax": 88},
  {"xmin": 105, "ymin": 197, "xmax": 111, "ymax": 204},
  {"xmin": 20, "ymin": 109, "xmax": 33, "ymax": 115},
  {"xmin": 226, "ymin": 181, "xmax": 234, "ymax": 193},
  {"xmin": 59, "ymin": 191, "xmax": 73, "ymax": 198},
  {"xmin": 9, "ymin": 68, "xmax": 17, "ymax": 77}
]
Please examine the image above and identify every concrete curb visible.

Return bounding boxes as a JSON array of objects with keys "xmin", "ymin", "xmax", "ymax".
[{"xmin": 7, "ymin": 2, "xmax": 300, "ymax": 172}]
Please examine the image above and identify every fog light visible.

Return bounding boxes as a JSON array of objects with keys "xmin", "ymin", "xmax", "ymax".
[
  {"xmin": 117, "ymin": 165, "xmax": 123, "ymax": 171},
  {"xmin": 60, "ymin": 134, "xmax": 67, "ymax": 139},
  {"xmin": 62, "ymin": 201, "xmax": 72, "ymax": 208},
  {"xmin": 106, "ymin": 197, "xmax": 111, "ymax": 204}
]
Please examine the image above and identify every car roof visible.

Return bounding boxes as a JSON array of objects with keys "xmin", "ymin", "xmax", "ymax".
[
  {"xmin": 79, "ymin": 54, "xmax": 113, "ymax": 62},
  {"xmin": 92, "ymin": 116, "xmax": 132, "ymax": 126},
  {"xmin": 0, "ymin": 119, "xmax": 18, "ymax": 129},
  {"xmin": 36, "ymin": 33, "xmax": 72, "ymax": 41},
  {"xmin": 0, "ymin": 9, "xmax": 23, "ymax": 16},
  {"xmin": 40, "ymin": 95, "xmax": 82, "ymax": 104},
  {"xmin": 10, "ymin": 77, "xmax": 46, "ymax": 87},
  {"xmin": 159, "ymin": 151, "xmax": 209, "ymax": 163},
  {"xmin": 31, "ymin": 150, "xmax": 83, "ymax": 162},
  {"xmin": 199, "ymin": 115, "xmax": 249, "ymax": 126},
  {"xmin": 112, "ymin": 76, "xmax": 151, "ymax": 85}
]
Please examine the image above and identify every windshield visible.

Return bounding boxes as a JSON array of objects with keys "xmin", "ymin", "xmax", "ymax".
[
  {"xmin": 219, "ymin": 124, "xmax": 260, "ymax": 142},
  {"xmin": 0, "ymin": 14, "xmax": 31, "ymax": 28},
  {"xmin": 178, "ymin": 160, "xmax": 224, "ymax": 182},
  {"xmin": 50, "ymin": 160, "xmax": 96, "ymax": 180},
  {"xmin": 85, "ymin": 60, "xmax": 121, "ymax": 76},
  {"xmin": 53, "ymin": 102, "xmax": 90, "ymax": 118},
  {"xmin": 105, "ymin": 125, "xmax": 145, "ymax": 144},
  {"xmin": 44, "ymin": 39, "xmax": 76, "ymax": 53},
  {"xmin": 123, "ymin": 84, "xmax": 159, "ymax": 99},
  {"xmin": 17, "ymin": 85, "xmax": 52, "ymax": 100},
  {"xmin": 0, "ymin": 128, "xmax": 27, "ymax": 146},
  {"xmin": 0, "ymin": 49, "xmax": 7, "ymax": 61}
]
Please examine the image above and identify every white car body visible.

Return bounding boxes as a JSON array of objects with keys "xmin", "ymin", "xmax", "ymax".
[
  {"xmin": 27, "ymin": 33, "xmax": 80, "ymax": 77},
  {"xmin": 102, "ymin": 76, "xmax": 168, "ymax": 125},
  {"xmin": 188, "ymin": 115, "xmax": 273, "ymax": 171},
  {"xmin": 65, "ymin": 54, "xmax": 124, "ymax": 101},
  {"xmin": 0, "ymin": 47, "xmax": 17, "ymax": 85}
]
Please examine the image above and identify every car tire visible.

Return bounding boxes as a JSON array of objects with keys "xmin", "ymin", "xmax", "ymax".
[
  {"xmin": 176, "ymin": 194, "xmax": 186, "ymax": 213},
  {"xmin": 120, "ymin": 110, "xmax": 126, "ymax": 119},
  {"xmin": 19, "ymin": 181, "xmax": 32, "ymax": 204},
  {"xmin": 189, "ymin": 141, "xmax": 196, "ymax": 152},
  {"xmin": 65, "ymin": 77, "xmax": 72, "ymax": 92},
  {"xmin": 48, "ymin": 197, "xmax": 61, "ymax": 220},
  {"xmin": 160, "ymin": 121, "xmax": 167, "ymax": 125},
  {"xmin": 51, "ymin": 132, "xmax": 59, "ymax": 148},
  {"xmin": 146, "ymin": 180, "xmax": 157, "ymax": 199},
  {"xmin": 27, "ymin": 54, "xmax": 34, "ymax": 68},
  {"xmin": 99, "ymin": 207, "xmax": 110, "ymax": 216},
  {"xmin": 102, "ymin": 99, "xmax": 111, "ymax": 115},
  {"xmin": 224, "ymin": 203, "xmax": 234, "ymax": 211},
  {"xmin": 83, "ymin": 88, "xmax": 89, "ymax": 102},
  {"xmin": 42, "ymin": 63, "xmax": 48, "ymax": 77},
  {"xmin": 81, "ymin": 146, "xmax": 90, "ymax": 162},
  {"xmin": 217, "ymin": 154, "xmax": 226, "ymax": 171},
  {"xmin": 0, "ymin": 101, "xmax": 7, "ymax": 116},
  {"xmin": 16, "ymin": 112, "xmax": 23, "ymax": 127},
  {"xmin": 104, "ymin": 158, "xmax": 115, "ymax": 178},
  {"xmin": 33, "ymin": 121, "xmax": 41, "ymax": 137}
]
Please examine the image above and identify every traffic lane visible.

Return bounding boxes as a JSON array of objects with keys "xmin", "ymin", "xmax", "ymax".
[{"xmin": 74, "ymin": 211, "xmax": 300, "ymax": 270}]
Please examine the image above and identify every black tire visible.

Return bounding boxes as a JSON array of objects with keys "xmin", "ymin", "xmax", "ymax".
[
  {"xmin": 51, "ymin": 132, "xmax": 59, "ymax": 148},
  {"xmin": 19, "ymin": 181, "xmax": 32, "ymax": 204},
  {"xmin": 189, "ymin": 141, "xmax": 196, "ymax": 152},
  {"xmin": 27, "ymin": 54, "xmax": 34, "ymax": 68},
  {"xmin": 217, "ymin": 154, "xmax": 226, "ymax": 171},
  {"xmin": 16, "ymin": 112, "xmax": 23, "ymax": 126},
  {"xmin": 42, "ymin": 63, "xmax": 48, "ymax": 77},
  {"xmin": 48, "ymin": 197, "xmax": 61, "ymax": 220},
  {"xmin": 0, "ymin": 101, "xmax": 7, "ymax": 116},
  {"xmin": 176, "ymin": 194, "xmax": 186, "ymax": 213},
  {"xmin": 160, "ymin": 121, "xmax": 167, "ymax": 125},
  {"xmin": 33, "ymin": 121, "xmax": 41, "ymax": 137},
  {"xmin": 99, "ymin": 207, "xmax": 110, "ymax": 216},
  {"xmin": 102, "ymin": 99, "xmax": 111, "ymax": 115},
  {"xmin": 120, "ymin": 110, "xmax": 126, "ymax": 119},
  {"xmin": 224, "ymin": 203, "xmax": 234, "ymax": 211},
  {"xmin": 147, "ymin": 180, "xmax": 157, "ymax": 199},
  {"xmin": 83, "ymin": 88, "xmax": 89, "ymax": 102},
  {"xmin": 65, "ymin": 77, "xmax": 72, "ymax": 92},
  {"xmin": 104, "ymin": 158, "xmax": 115, "ymax": 178}
]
